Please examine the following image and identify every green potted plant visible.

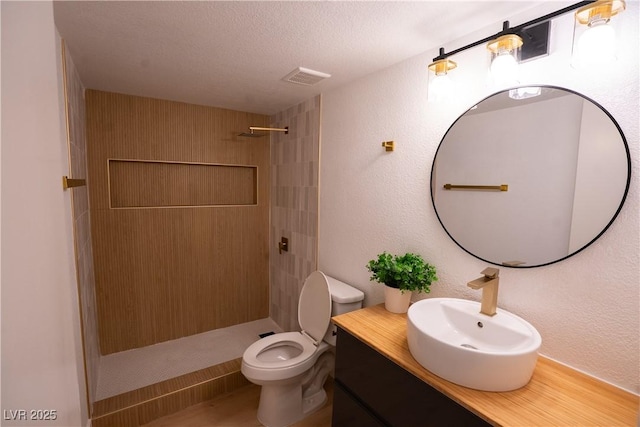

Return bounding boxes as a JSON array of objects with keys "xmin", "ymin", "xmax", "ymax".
[{"xmin": 366, "ymin": 252, "xmax": 438, "ymax": 313}]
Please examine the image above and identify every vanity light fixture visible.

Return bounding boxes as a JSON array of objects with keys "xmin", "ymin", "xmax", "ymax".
[
  {"xmin": 427, "ymin": 1, "xmax": 611, "ymax": 100},
  {"xmin": 427, "ymin": 50, "xmax": 457, "ymax": 102},
  {"xmin": 572, "ymin": 0, "xmax": 626, "ymax": 67}
]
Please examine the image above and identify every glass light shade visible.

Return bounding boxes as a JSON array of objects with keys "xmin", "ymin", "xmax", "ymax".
[
  {"xmin": 572, "ymin": 0, "xmax": 625, "ymax": 68},
  {"xmin": 577, "ymin": 22, "xmax": 617, "ymax": 65},
  {"xmin": 487, "ymin": 34, "xmax": 522, "ymax": 88},
  {"xmin": 490, "ymin": 52, "xmax": 519, "ymax": 87},
  {"xmin": 429, "ymin": 74, "xmax": 454, "ymax": 102},
  {"xmin": 427, "ymin": 58, "xmax": 457, "ymax": 102}
]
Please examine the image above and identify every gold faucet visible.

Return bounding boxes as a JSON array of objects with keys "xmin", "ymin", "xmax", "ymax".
[{"xmin": 467, "ymin": 267, "xmax": 500, "ymax": 316}]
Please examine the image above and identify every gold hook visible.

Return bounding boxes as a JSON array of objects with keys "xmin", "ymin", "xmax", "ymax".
[{"xmin": 381, "ymin": 141, "xmax": 395, "ymax": 152}]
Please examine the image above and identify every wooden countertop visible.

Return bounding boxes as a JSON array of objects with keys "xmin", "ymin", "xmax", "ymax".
[{"xmin": 332, "ymin": 304, "xmax": 639, "ymax": 427}]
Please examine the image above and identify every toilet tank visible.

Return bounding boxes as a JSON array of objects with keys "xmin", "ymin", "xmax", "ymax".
[{"xmin": 323, "ymin": 275, "xmax": 365, "ymax": 346}]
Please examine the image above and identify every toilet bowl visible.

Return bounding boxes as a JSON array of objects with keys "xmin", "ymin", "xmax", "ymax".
[{"xmin": 241, "ymin": 271, "xmax": 364, "ymax": 427}]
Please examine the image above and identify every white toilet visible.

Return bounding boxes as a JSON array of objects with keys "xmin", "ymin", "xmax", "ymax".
[{"xmin": 241, "ymin": 271, "xmax": 364, "ymax": 427}]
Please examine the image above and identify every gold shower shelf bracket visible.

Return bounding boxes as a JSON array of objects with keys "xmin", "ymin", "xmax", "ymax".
[
  {"xmin": 444, "ymin": 184, "xmax": 508, "ymax": 191},
  {"xmin": 62, "ymin": 176, "xmax": 86, "ymax": 190}
]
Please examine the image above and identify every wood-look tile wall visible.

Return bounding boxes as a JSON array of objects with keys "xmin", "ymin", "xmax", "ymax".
[
  {"xmin": 62, "ymin": 41, "xmax": 100, "ymax": 408},
  {"xmin": 86, "ymin": 90, "xmax": 270, "ymax": 354}
]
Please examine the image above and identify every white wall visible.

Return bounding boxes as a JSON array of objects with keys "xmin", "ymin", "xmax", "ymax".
[
  {"xmin": 320, "ymin": 3, "xmax": 639, "ymax": 393},
  {"xmin": 1, "ymin": 2, "xmax": 88, "ymax": 425}
]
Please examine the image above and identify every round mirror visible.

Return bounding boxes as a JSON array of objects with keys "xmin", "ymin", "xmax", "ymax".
[{"xmin": 431, "ymin": 86, "xmax": 630, "ymax": 268}]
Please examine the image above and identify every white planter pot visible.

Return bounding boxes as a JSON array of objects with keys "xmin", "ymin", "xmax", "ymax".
[{"xmin": 384, "ymin": 286, "xmax": 412, "ymax": 313}]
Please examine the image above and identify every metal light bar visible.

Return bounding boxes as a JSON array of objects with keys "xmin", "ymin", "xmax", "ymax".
[{"xmin": 432, "ymin": 1, "xmax": 595, "ymax": 62}]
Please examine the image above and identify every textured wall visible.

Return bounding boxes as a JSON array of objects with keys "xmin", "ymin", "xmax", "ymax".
[
  {"xmin": 269, "ymin": 96, "xmax": 321, "ymax": 331},
  {"xmin": 1, "ymin": 2, "xmax": 87, "ymax": 424},
  {"xmin": 319, "ymin": 5, "xmax": 639, "ymax": 393},
  {"xmin": 63, "ymin": 41, "xmax": 100, "ymax": 408}
]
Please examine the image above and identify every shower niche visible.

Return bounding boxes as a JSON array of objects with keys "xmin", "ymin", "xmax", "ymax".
[{"xmin": 108, "ymin": 159, "xmax": 258, "ymax": 208}]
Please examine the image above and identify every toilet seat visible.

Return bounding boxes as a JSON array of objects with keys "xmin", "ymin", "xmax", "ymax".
[{"xmin": 242, "ymin": 331, "xmax": 317, "ymax": 370}]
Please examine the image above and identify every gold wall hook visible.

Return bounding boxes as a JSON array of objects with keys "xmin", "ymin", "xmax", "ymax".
[{"xmin": 381, "ymin": 141, "xmax": 395, "ymax": 152}]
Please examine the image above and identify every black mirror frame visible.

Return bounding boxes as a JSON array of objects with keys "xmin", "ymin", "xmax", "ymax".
[{"xmin": 430, "ymin": 85, "xmax": 631, "ymax": 268}]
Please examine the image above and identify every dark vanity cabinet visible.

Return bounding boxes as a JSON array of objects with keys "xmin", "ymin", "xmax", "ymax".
[{"xmin": 332, "ymin": 327, "xmax": 490, "ymax": 427}]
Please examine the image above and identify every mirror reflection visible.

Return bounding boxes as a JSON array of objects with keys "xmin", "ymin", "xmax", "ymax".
[{"xmin": 431, "ymin": 86, "xmax": 630, "ymax": 268}]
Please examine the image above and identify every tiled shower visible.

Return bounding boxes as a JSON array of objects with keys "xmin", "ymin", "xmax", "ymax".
[{"xmin": 64, "ymin": 36, "xmax": 322, "ymax": 422}]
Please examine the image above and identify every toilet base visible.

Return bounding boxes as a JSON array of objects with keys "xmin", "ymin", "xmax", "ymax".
[
  {"xmin": 302, "ymin": 387, "xmax": 327, "ymax": 416},
  {"xmin": 256, "ymin": 382, "xmax": 328, "ymax": 427},
  {"xmin": 256, "ymin": 383, "xmax": 296, "ymax": 427},
  {"xmin": 250, "ymin": 350, "xmax": 334, "ymax": 427}
]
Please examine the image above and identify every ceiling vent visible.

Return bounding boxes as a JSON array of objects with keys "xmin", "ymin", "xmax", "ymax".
[{"xmin": 282, "ymin": 67, "xmax": 331, "ymax": 86}]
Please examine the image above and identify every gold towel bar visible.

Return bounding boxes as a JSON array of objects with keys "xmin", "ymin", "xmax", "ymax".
[
  {"xmin": 62, "ymin": 176, "xmax": 86, "ymax": 190},
  {"xmin": 444, "ymin": 184, "xmax": 508, "ymax": 191}
]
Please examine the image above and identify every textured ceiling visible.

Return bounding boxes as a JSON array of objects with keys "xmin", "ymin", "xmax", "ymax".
[{"xmin": 54, "ymin": 1, "xmax": 556, "ymax": 115}]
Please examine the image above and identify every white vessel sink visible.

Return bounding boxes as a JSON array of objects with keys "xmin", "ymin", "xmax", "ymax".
[{"xmin": 407, "ymin": 298, "xmax": 541, "ymax": 392}]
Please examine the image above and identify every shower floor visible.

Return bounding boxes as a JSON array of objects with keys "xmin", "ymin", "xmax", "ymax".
[{"xmin": 95, "ymin": 318, "xmax": 282, "ymax": 400}]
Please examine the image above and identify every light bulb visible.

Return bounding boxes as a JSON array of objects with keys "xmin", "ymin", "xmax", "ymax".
[
  {"xmin": 429, "ymin": 74, "xmax": 453, "ymax": 102},
  {"xmin": 577, "ymin": 21, "xmax": 616, "ymax": 66},
  {"xmin": 490, "ymin": 52, "xmax": 519, "ymax": 87}
]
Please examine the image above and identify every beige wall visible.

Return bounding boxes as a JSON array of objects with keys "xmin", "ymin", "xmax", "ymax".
[
  {"xmin": 269, "ymin": 96, "xmax": 321, "ymax": 331},
  {"xmin": 1, "ymin": 2, "xmax": 88, "ymax": 425},
  {"xmin": 86, "ymin": 91, "xmax": 271, "ymax": 354}
]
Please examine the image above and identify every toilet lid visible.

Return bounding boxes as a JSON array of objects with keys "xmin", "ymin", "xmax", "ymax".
[{"xmin": 298, "ymin": 271, "xmax": 332, "ymax": 343}]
